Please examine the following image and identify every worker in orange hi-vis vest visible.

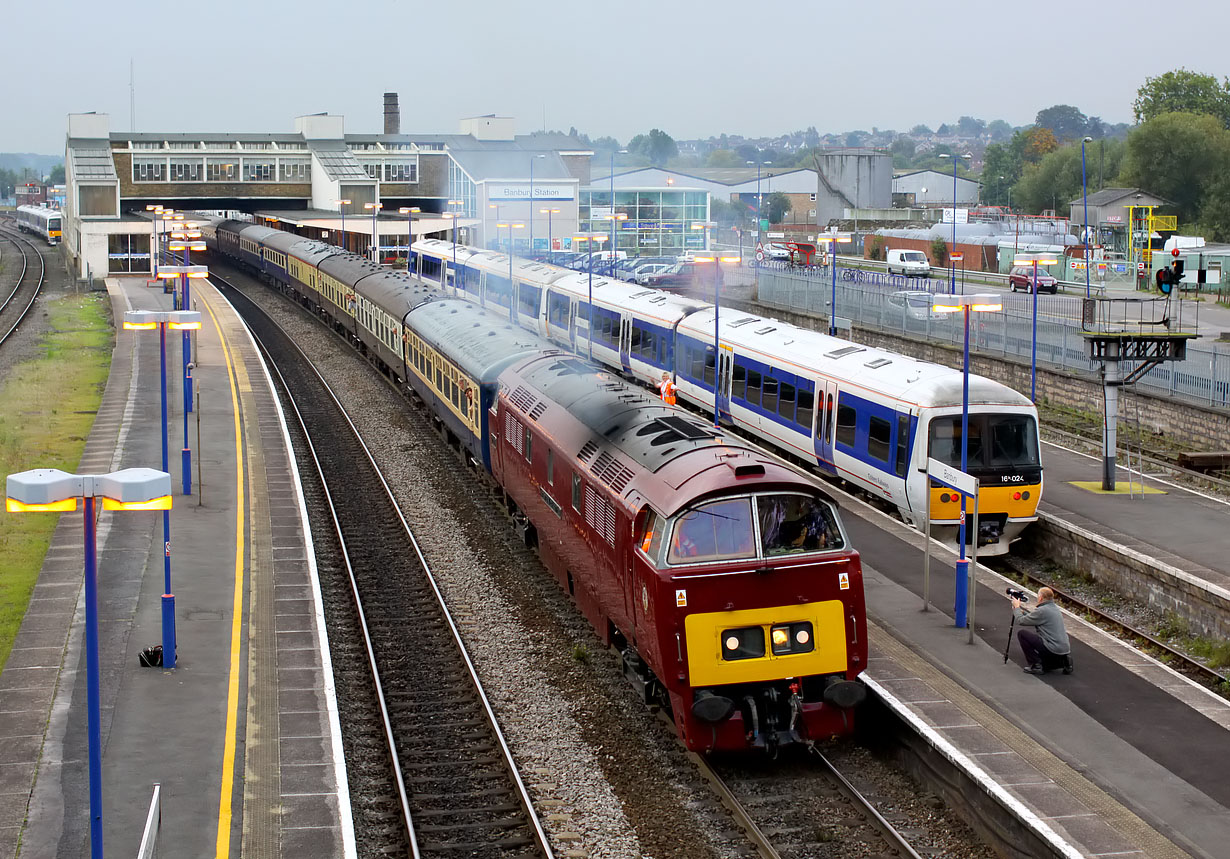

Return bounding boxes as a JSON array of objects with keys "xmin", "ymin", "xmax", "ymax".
[{"xmin": 659, "ymin": 371, "xmax": 677, "ymax": 406}]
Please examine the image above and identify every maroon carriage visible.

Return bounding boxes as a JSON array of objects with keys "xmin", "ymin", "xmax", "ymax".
[{"xmin": 492, "ymin": 354, "xmax": 867, "ymax": 752}]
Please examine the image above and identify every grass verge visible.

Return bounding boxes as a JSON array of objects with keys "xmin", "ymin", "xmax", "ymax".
[{"xmin": 0, "ymin": 292, "xmax": 112, "ymax": 670}]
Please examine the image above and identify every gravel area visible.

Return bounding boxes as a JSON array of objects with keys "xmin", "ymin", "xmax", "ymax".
[{"xmin": 223, "ymin": 269, "xmax": 1003, "ymax": 859}]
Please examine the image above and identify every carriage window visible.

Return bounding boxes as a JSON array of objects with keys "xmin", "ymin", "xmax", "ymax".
[
  {"xmin": 835, "ymin": 400, "xmax": 857, "ymax": 448},
  {"xmin": 631, "ymin": 323, "xmax": 643, "ymax": 353},
  {"xmin": 895, "ymin": 415, "xmax": 910, "ymax": 477},
  {"xmin": 702, "ymin": 347, "xmax": 715, "ymax": 386},
  {"xmin": 746, "ymin": 370, "xmax": 762, "ymax": 406},
  {"xmin": 732, "ymin": 362, "xmax": 747, "ymax": 400},
  {"xmin": 668, "ymin": 497, "xmax": 756, "ymax": 564},
  {"xmin": 777, "ymin": 382, "xmax": 796, "ymax": 424},
  {"xmin": 797, "ymin": 382, "xmax": 814, "ymax": 431},
  {"xmin": 689, "ymin": 344, "xmax": 705, "ymax": 380},
  {"xmin": 987, "ymin": 415, "xmax": 1039, "ymax": 468},
  {"xmin": 868, "ymin": 416, "xmax": 891, "ymax": 463},
  {"xmin": 757, "ymin": 494, "xmax": 843, "ymax": 555},
  {"xmin": 548, "ymin": 292, "xmax": 570, "ymax": 326},
  {"xmin": 761, "ymin": 377, "xmax": 778, "ymax": 414},
  {"xmin": 826, "ymin": 394, "xmax": 834, "ymax": 444}
]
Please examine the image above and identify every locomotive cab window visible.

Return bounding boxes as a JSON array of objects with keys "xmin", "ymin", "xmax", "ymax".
[
  {"xmin": 668, "ymin": 497, "xmax": 756, "ymax": 564},
  {"xmin": 758, "ymin": 494, "xmax": 844, "ymax": 555},
  {"xmin": 635, "ymin": 508, "xmax": 665, "ymax": 560}
]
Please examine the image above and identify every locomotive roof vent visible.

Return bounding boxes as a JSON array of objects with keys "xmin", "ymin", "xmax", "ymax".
[
  {"xmin": 635, "ymin": 416, "xmax": 716, "ymax": 445},
  {"xmin": 732, "ymin": 464, "xmax": 766, "ymax": 478}
]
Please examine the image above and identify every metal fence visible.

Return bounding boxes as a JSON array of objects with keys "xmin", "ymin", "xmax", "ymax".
[{"xmin": 757, "ymin": 266, "xmax": 1230, "ymax": 410}]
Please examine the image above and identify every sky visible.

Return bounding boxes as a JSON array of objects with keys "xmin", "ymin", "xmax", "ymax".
[{"xmin": 6, "ymin": 0, "xmax": 1229, "ymax": 155}]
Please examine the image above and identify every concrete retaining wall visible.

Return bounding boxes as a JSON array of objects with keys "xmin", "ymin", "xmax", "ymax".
[{"xmin": 1023, "ymin": 513, "xmax": 1230, "ymax": 640}]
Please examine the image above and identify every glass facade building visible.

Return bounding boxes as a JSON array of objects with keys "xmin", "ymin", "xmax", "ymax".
[{"xmin": 579, "ymin": 188, "xmax": 709, "ymax": 257}]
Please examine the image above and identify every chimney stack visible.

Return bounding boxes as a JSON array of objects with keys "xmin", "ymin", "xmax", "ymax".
[{"xmin": 383, "ymin": 92, "xmax": 400, "ymax": 135}]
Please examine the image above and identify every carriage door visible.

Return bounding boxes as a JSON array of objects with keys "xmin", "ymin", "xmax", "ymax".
[
  {"xmin": 715, "ymin": 346, "xmax": 734, "ymax": 425},
  {"xmin": 619, "ymin": 317, "xmax": 632, "ymax": 373},
  {"xmin": 569, "ymin": 297, "xmax": 578, "ymax": 353},
  {"xmin": 813, "ymin": 380, "xmax": 838, "ymax": 474}
]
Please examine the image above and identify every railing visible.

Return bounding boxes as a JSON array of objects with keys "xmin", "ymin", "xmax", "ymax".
[
  {"xmin": 757, "ymin": 266, "xmax": 1230, "ymax": 410},
  {"xmin": 136, "ymin": 784, "xmax": 161, "ymax": 859}
]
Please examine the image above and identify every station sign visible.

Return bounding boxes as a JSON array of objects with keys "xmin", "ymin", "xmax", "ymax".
[
  {"xmin": 941, "ymin": 208, "xmax": 969, "ymax": 225},
  {"xmin": 927, "ymin": 458, "xmax": 976, "ymax": 498},
  {"xmin": 950, "ymin": 252, "xmax": 964, "ymax": 262},
  {"xmin": 489, "ymin": 182, "xmax": 575, "ymax": 202}
]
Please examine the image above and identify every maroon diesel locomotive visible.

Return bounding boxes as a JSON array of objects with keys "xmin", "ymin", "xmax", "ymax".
[{"xmin": 492, "ymin": 353, "xmax": 867, "ymax": 752}]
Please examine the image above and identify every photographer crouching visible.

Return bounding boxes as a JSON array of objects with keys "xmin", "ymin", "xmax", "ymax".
[{"xmin": 1011, "ymin": 587, "xmax": 1074, "ymax": 675}]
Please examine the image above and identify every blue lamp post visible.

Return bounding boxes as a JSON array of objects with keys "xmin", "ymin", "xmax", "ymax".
[
  {"xmin": 154, "ymin": 267, "xmax": 208, "ymax": 495},
  {"xmin": 822, "ymin": 232, "xmax": 853, "ymax": 336},
  {"xmin": 7, "ymin": 466, "xmax": 172, "ymax": 859},
  {"xmin": 145, "ymin": 205, "xmax": 164, "ymax": 277},
  {"xmin": 1081, "ymin": 136, "xmax": 1094, "ymax": 298},
  {"xmin": 540, "ymin": 207, "xmax": 561, "ymax": 255},
  {"xmin": 938, "ymin": 153, "xmax": 972, "ymax": 294},
  {"xmin": 123, "ymin": 309, "xmax": 201, "ymax": 668},
  {"xmin": 1013, "ymin": 253, "xmax": 1058, "ymax": 402},
  {"xmin": 928, "ymin": 294, "xmax": 1002, "ymax": 628},
  {"xmin": 365, "ymin": 202, "xmax": 383, "ymax": 263}
]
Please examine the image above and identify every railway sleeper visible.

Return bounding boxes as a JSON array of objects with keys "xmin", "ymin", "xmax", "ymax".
[
  {"xmin": 413, "ymin": 803, "xmax": 524, "ymax": 819},
  {"xmin": 419, "ymin": 835, "xmax": 535, "ymax": 851}
]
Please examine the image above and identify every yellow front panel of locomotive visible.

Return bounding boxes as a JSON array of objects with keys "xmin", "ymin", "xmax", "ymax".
[
  {"xmin": 684, "ymin": 600, "xmax": 848, "ymax": 687},
  {"xmin": 928, "ymin": 483, "xmax": 1040, "ymax": 522}
]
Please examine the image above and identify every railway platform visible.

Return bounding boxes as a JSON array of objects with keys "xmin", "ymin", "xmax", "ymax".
[
  {"xmin": 0, "ymin": 277, "xmax": 353, "ymax": 858},
  {"xmin": 847, "ymin": 493, "xmax": 1230, "ymax": 859},
  {"xmin": 1037, "ymin": 442, "xmax": 1230, "ymax": 592}
]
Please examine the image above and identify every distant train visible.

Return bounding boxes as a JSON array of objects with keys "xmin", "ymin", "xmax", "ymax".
[
  {"xmin": 213, "ymin": 220, "xmax": 870, "ymax": 754},
  {"xmin": 15, "ymin": 205, "xmax": 62, "ymax": 245},
  {"xmin": 407, "ymin": 238, "xmax": 1042, "ymax": 555}
]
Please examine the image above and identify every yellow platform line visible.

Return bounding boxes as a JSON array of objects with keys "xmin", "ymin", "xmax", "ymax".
[
  {"xmin": 199, "ymin": 288, "xmax": 247, "ymax": 859},
  {"xmin": 1068, "ymin": 480, "xmax": 1166, "ymax": 496}
]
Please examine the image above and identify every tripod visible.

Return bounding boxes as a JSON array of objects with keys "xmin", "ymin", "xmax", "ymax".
[{"xmin": 1003, "ymin": 609, "xmax": 1017, "ymax": 664}]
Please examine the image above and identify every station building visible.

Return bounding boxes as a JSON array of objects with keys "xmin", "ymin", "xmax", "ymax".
[{"xmin": 62, "ymin": 106, "xmax": 592, "ymax": 279}]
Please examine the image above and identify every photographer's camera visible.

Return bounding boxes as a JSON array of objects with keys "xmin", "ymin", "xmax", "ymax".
[{"xmin": 1005, "ymin": 587, "xmax": 1029, "ymax": 602}]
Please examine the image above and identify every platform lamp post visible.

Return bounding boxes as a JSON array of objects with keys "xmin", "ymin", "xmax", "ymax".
[
  {"xmin": 145, "ymin": 205, "xmax": 164, "ymax": 277},
  {"xmin": 164, "ymin": 242, "xmax": 205, "ymax": 428},
  {"xmin": 364, "ymin": 202, "xmax": 383, "ymax": 263},
  {"xmin": 692, "ymin": 224, "xmax": 739, "ymax": 429},
  {"xmin": 540, "ymin": 208, "xmax": 561, "ymax": 254},
  {"xmin": 334, "ymin": 198, "xmax": 351, "ymax": 252},
  {"xmin": 122, "ymin": 309, "xmax": 201, "ymax": 669},
  {"xmin": 818, "ymin": 232, "xmax": 853, "ymax": 336},
  {"xmin": 1081, "ymin": 136, "xmax": 1093, "ymax": 299},
  {"xmin": 929, "ymin": 294, "xmax": 1002, "ymax": 629},
  {"xmin": 573, "ymin": 232, "xmax": 608, "ymax": 360},
  {"xmin": 7, "ymin": 466, "xmax": 172, "ymax": 859},
  {"xmin": 497, "ymin": 222, "xmax": 523, "ymax": 321},
  {"xmin": 937, "ymin": 152, "xmax": 972, "ymax": 294},
  {"xmin": 603, "ymin": 212, "xmax": 627, "ymax": 274},
  {"xmin": 1012, "ymin": 253, "xmax": 1058, "ymax": 402},
  {"xmin": 398, "ymin": 207, "xmax": 420, "ymax": 271},
  {"xmin": 488, "ymin": 203, "xmax": 502, "ymax": 251},
  {"xmin": 528, "ymin": 153, "xmax": 545, "ymax": 254}
]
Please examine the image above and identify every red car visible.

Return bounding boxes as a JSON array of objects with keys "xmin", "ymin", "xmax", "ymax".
[
  {"xmin": 643, "ymin": 261, "xmax": 723, "ymax": 291},
  {"xmin": 1008, "ymin": 266, "xmax": 1059, "ymax": 293}
]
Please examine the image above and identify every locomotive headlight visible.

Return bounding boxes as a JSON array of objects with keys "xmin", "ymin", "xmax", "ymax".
[
  {"xmin": 771, "ymin": 622, "xmax": 815, "ymax": 655},
  {"xmin": 721, "ymin": 627, "xmax": 766, "ymax": 661}
]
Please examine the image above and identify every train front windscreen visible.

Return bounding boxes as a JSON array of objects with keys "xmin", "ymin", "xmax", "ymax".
[{"xmin": 927, "ymin": 414, "xmax": 1040, "ymax": 484}]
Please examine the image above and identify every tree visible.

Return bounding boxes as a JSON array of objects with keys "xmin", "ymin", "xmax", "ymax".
[
  {"xmin": 48, "ymin": 164, "xmax": 66, "ymax": 184},
  {"xmin": 889, "ymin": 137, "xmax": 916, "ymax": 168},
  {"xmin": 1198, "ymin": 174, "xmax": 1230, "ymax": 242},
  {"xmin": 764, "ymin": 191, "xmax": 791, "ymax": 224},
  {"xmin": 1023, "ymin": 127, "xmax": 1059, "ymax": 163},
  {"xmin": 981, "ymin": 142, "xmax": 1021, "ymax": 204},
  {"xmin": 936, "ymin": 123, "xmax": 952, "ymax": 136},
  {"xmin": 1120, "ymin": 111, "xmax": 1230, "ymax": 220},
  {"xmin": 706, "ymin": 149, "xmax": 743, "ymax": 168},
  {"xmin": 1133, "ymin": 69, "xmax": 1230, "ymax": 127},
  {"xmin": 929, "ymin": 236, "xmax": 948, "ymax": 266},
  {"xmin": 911, "ymin": 124, "xmax": 933, "ymax": 136},
  {"xmin": 1035, "ymin": 105, "xmax": 1089, "ymax": 141},
  {"xmin": 627, "ymin": 129, "xmax": 677, "ymax": 166},
  {"xmin": 957, "ymin": 115, "xmax": 986, "ymax": 136},
  {"xmin": 986, "ymin": 119, "xmax": 1014, "ymax": 142}
]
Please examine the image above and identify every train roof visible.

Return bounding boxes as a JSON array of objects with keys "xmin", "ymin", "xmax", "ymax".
[
  {"xmin": 408, "ymin": 299, "xmax": 550, "ymax": 381},
  {"xmin": 361, "ymin": 270, "xmax": 445, "ymax": 319},
  {"xmin": 237, "ymin": 224, "xmax": 282, "ymax": 245},
  {"xmin": 17, "ymin": 205, "xmax": 60, "ymax": 219},
  {"xmin": 260, "ymin": 229, "xmax": 306, "ymax": 255},
  {"xmin": 506, "ymin": 353, "xmax": 817, "ymax": 517},
  {"xmin": 678, "ymin": 308, "xmax": 1031, "ymax": 410},
  {"xmin": 317, "ymin": 251, "xmax": 387, "ymax": 284},
  {"xmin": 285, "ymin": 238, "xmax": 338, "ymax": 267},
  {"xmin": 412, "ymin": 238, "xmax": 495, "ymax": 268},
  {"xmin": 547, "ymin": 273, "xmax": 708, "ymax": 324}
]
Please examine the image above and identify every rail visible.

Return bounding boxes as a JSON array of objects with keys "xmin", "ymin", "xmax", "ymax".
[{"xmin": 0, "ymin": 223, "xmax": 45, "ymax": 347}]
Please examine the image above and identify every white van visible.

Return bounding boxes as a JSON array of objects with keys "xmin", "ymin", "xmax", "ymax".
[{"xmin": 886, "ymin": 249, "xmax": 931, "ymax": 278}]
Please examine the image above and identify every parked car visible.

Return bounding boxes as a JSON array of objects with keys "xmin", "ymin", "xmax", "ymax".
[
  {"xmin": 634, "ymin": 263, "xmax": 675, "ymax": 284},
  {"xmin": 763, "ymin": 242, "xmax": 792, "ymax": 260},
  {"xmin": 1008, "ymin": 266, "xmax": 1059, "ymax": 293},
  {"xmin": 888, "ymin": 290, "xmax": 939, "ymax": 320},
  {"xmin": 886, "ymin": 249, "xmax": 932, "ymax": 277}
]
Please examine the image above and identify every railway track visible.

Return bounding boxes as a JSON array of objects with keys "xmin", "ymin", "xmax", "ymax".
[
  {"xmin": 695, "ymin": 748, "xmax": 925, "ymax": 859},
  {"xmin": 0, "ymin": 220, "xmax": 45, "ymax": 347},
  {"xmin": 223, "ymin": 280, "xmax": 554, "ymax": 858}
]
